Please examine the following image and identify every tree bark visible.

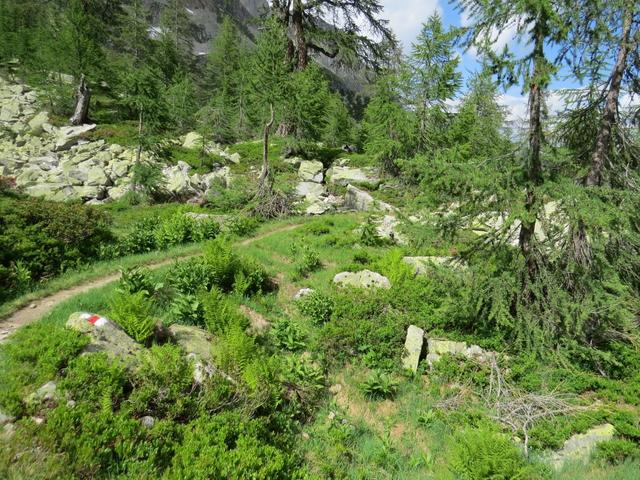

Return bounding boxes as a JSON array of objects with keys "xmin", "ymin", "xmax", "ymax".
[
  {"xmin": 258, "ymin": 103, "xmax": 275, "ymax": 197},
  {"xmin": 292, "ymin": 0, "xmax": 308, "ymax": 69},
  {"xmin": 70, "ymin": 74, "xmax": 91, "ymax": 126},
  {"xmin": 519, "ymin": 23, "xmax": 545, "ymax": 283},
  {"xmin": 585, "ymin": 7, "xmax": 633, "ymax": 187}
]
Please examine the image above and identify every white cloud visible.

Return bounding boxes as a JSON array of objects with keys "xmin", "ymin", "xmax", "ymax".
[{"xmin": 381, "ymin": 0, "xmax": 442, "ymax": 52}]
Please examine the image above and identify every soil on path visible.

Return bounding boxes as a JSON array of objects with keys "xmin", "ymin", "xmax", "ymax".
[{"xmin": 0, "ymin": 223, "xmax": 301, "ymax": 342}]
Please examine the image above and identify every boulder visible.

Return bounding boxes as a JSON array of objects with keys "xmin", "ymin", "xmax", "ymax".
[
  {"xmin": 551, "ymin": 424, "xmax": 616, "ymax": 469},
  {"xmin": 333, "ymin": 270, "xmax": 391, "ymax": 290},
  {"xmin": 402, "ymin": 325, "xmax": 425, "ymax": 373},
  {"xmin": 0, "ymin": 411, "xmax": 15, "ymax": 426},
  {"xmin": 54, "ymin": 124, "xmax": 96, "ymax": 151},
  {"xmin": 15, "ymin": 168, "xmax": 44, "ymax": 187},
  {"xmin": 375, "ymin": 215, "xmax": 407, "ymax": 245},
  {"xmin": 0, "ymin": 99, "xmax": 21, "ymax": 122},
  {"xmin": 296, "ymin": 181, "xmax": 326, "ymax": 202},
  {"xmin": 66, "ymin": 312, "xmax": 143, "ymax": 367},
  {"xmin": 427, "ymin": 339, "xmax": 468, "ymax": 356},
  {"xmin": 28, "ymin": 111, "xmax": 49, "ymax": 136},
  {"xmin": 344, "ymin": 184, "xmax": 395, "ymax": 212},
  {"xmin": 228, "ymin": 152, "xmax": 241, "ymax": 164},
  {"xmin": 306, "ymin": 201, "xmax": 334, "ymax": 215},
  {"xmin": 298, "ymin": 160, "xmax": 324, "ymax": 183},
  {"xmin": 182, "ymin": 131, "xmax": 203, "ymax": 149},
  {"xmin": 26, "ymin": 381, "xmax": 57, "ymax": 406},
  {"xmin": 201, "ymin": 166, "xmax": 231, "ymax": 189},
  {"xmin": 25, "ymin": 183, "xmax": 64, "ymax": 199},
  {"xmin": 163, "ymin": 162, "xmax": 195, "ymax": 196},
  {"xmin": 86, "ymin": 166, "xmax": 109, "ymax": 186},
  {"xmin": 294, "ymin": 288, "xmax": 315, "ymax": 300},
  {"xmin": 326, "ymin": 165, "xmax": 380, "ymax": 188},
  {"xmin": 283, "ymin": 156, "xmax": 303, "ymax": 167},
  {"xmin": 168, "ymin": 324, "xmax": 214, "ymax": 384},
  {"xmin": 108, "ymin": 184, "xmax": 132, "ymax": 201}
]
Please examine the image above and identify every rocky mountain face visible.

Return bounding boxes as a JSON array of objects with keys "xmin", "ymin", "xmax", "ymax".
[{"xmin": 143, "ymin": 0, "xmax": 268, "ymax": 55}]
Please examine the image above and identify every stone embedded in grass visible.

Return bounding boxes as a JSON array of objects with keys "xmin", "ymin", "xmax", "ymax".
[
  {"xmin": 426, "ymin": 338, "xmax": 495, "ymax": 366},
  {"xmin": 168, "ymin": 324, "xmax": 215, "ymax": 384},
  {"xmin": 402, "ymin": 325, "xmax": 425, "ymax": 373},
  {"xmin": 0, "ymin": 411, "xmax": 15, "ymax": 426},
  {"xmin": 66, "ymin": 312, "xmax": 143, "ymax": 368},
  {"xmin": 550, "ymin": 423, "xmax": 616, "ymax": 469},
  {"xmin": 326, "ymin": 165, "xmax": 381, "ymax": 188},
  {"xmin": 333, "ymin": 270, "xmax": 391, "ymax": 290},
  {"xmin": 26, "ymin": 381, "xmax": 57, "ymax": 406},
  {"xmin": 294, "ymin": 288, "xmax": 315, "ymax": 300}
]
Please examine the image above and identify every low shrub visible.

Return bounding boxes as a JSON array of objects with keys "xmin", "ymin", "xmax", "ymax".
[
  {"xmin": 170, "ymin": 292, "xmax": 205, "ymax": 326},
  {"xmin": 449, "ymin": 427, "xmax": 549, "ymax": 480},
  {"xmin": 128, "ymin": 344, "xmax": 196, "ymax": 420},
  {"xmin": 202, "ymin": 287, "xmax": 247, "ymax": 334},
  {"xmin": 594, "ymin": 439, "xmax": 640, "ymax": 465},
  {"xmin": 0, "ymin": 194, "xmax": 114, "ymax": 301},
  {"xmin": 291, "ymin": 244, "xmax": 322, "ymax": 279},
  {"xmin": 117, "ymin": 266, "xmax": 158, "ymax": 296},
  {"xmin": 108, "ymin": 291, "xmax": 156, "ymax": 343},
  {"xmin": 226, "ymin": 214, "xmax": 260, "ymax": 237},
  {"xmin": 0, "ymin": 323, "xmax": 88, "ymax": 416},
  {"xmin": 297, "ymin": 291, "xmax": 334, "ymax": 324}
]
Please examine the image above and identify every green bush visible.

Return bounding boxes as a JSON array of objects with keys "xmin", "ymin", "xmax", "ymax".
[
  {"xmin": 59, "ymin": 353, "xmax": 127, "ymax": 409},
  {"xmin": 108, "ymin": 291, "xmax": 156, "ymax": 343},
  {"xmin": 119, "ymin": 217, "xmax": 160, "ymax": 255},
  {"xmin": 0, "ymin": 194, "xmax": 114, "ymax": 301},
  {"xmin": 168, "ymin": 258, "xmax": 216, "ymax": 295},
  {"xmin": 271, "ymin": 319, "xmax": 306, "ymax": 351},
  {"xmin": 117, "ymin": 266, "xmax": 158, "ymax": 296},
  {"xmin": 291, "ymin": 243, "xmax": 322, "ymax": 278},
  {"xmin": 155, "ymin": 213, "xmax": 197, "ymax": 249},
  {"xmin": 297, "ymin": 291, "xmax": 334, "ymax": 324},
  {"xmin": 449, "ymin": 427, "xmax": 548, "ymax": 480},
  {"xmin": 594, "ymin": 439, "xmax": 640, "ymax": 465},
  {"xmin": 0, "ymin": 323, "xmax": 88, "ymax": 416},
  {"xmin": 128, "ymin": 344, "xmax": 196, "ymax": 420},
  {"xmin": 226, "ymin": 215, "xmax": 260, "ymax": 237},
  {"xmin": 170, "ymin": 292, "xmax": 205, "ymax": 326},
  {"xmin": 166, "ymin": 412, "xmax": 300, "ymax": 479}
]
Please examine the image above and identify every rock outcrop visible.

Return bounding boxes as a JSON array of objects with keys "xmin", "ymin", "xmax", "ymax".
[
  {"xmin": 550, "ymin": 424, "xmax": 616, "ymax": 469},
  {"xmin": 326, "ymin": 165, "xmax": 380, "ymax": 188},
  {"xmin": 344, "ymin": 184, "xmax": 395, "ymax": 212},
  {"xmin": 333, "ymin": 270, "xmax": 391, "ymax": 289},
  {"xmin": 402, "ymin": 325, "xmax": 425, "ymax": 373}
]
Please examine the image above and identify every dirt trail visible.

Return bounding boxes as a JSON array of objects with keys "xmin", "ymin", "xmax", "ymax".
[{"xmin": 0, "ymin": 222, "xmax": 301, "ymax": 341}]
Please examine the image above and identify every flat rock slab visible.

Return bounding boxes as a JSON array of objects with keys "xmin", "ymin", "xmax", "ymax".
[
  {"xmin": 402, "ymin": 325, "xmax": 425, "ymax": 372},
  {"xmin": 168, "ymin": 324, "xmax": 214, "ymax": 364},
  {"xmin": 66, "ymin": 312, "xmax": 142, "ymax": 367},
  {"xmin": 551, "ymin": 424, "xmax": 616, "ymax": 469},
  {"xmin": 326, "ymin": 166, "xmax": 380, "ymax": 188},
  {"xmin": 333, "ymin": 270, "xmax": 391, "ymax": 289}
]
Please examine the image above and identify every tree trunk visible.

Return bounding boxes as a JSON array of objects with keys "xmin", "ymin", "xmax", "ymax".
[
  {"xmin": 519, "ymin": 23, "xmax": 545, "ymax": 283},
  {"xmin": 585, "ymin": 6, "xmax": 633, "ymax": 187},
  {"xmin": 571, "ymin": 6, "xmax": 633, "ymax": 267},
  {"xmin": 292, "ymin": 0, "xmax": 307, "ymax": 69},
  {"xmin": 70, "ymin": 74, "xmax": 91, "ymax": 126},
  {"xmin": 258, "ymin": 103, "xmax": 275, "ymax": 197}
]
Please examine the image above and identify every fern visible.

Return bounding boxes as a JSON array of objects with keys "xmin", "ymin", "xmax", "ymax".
[{"xmin": 108, "ymin": 291, "xmax": 155, "ymax": 343}]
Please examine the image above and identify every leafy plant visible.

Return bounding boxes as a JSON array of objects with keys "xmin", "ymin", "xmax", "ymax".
[
  {"xmin": 170, "ymin": 292, "xmax": 205, "ymax": 326},
  {"xmin": 108, "ymin": 291, "xmax": 156, "ymax": 343},
  {"xmin": 117, "ymin": 266, "xmax": 158, "ymax": 296},
  {"xmin": 290, "ymin": 242, "xmax": 322, "ymax": 278},
  {"xmin": 297, "ymin": 291, "xmax": 334, "ymax": 324},
  {"xmin": 226, "ymin": 215, "xmax": 259, "ymax": 237},
  {"xmin": 360, "ymin": 215, "xmax": 385, "ymax": 246},
  {"xmin": 202, "ymin": 287, "xmax": 247, "ymax": 334},
  {"xmin": 270, "ymin": 318, "xmax": 306, "ymax": 351},
  {"xmin": 359, "ymin": 370, "xmax": 399, "ymax": 400}
]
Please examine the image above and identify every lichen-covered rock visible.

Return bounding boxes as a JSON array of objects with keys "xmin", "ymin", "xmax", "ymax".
[
  {"xmin": 306, "ymin": 201, "xmax": 334, "ymax": 215},
  {"xmin": 182, "ymin": 131, "xmax": 203, "ymax": 149},
  {"xmin": 168, "ymin": 324, "xmax": 214, "ymax": 384},
  {"xmin": 402, "ymin": 325, "xmax": 425, "ymax": 373},
  {"xmin": 298, "ymin": 160, "xmax": 324, "ymax": 183},
  {"xmin": 427, "ymin": 339, "xmax": 468, "ymax": 356},
  {"xmin": 26, "ymin": 381, "xmax": 57, "ymax": 406},
  {"xmin": 550, "ymin": 424, "xmax": 616, "ymax": 469},
  {"xmin": 66, "ymin": 312, "xmax": 142, "ymax": 367},
  {"xmin": 27, "ymin": 111, "xmax": 49, "ymax": 136},
  {"xmin": 0, "ymin": 411, "xmax": 15, "ymax": 426},
  {"xmin": 333, "ymin": 270, "xmax": 391, "ymax": 289},
  {"xmin": 344, "ymin": 185, "xmax": 395, "ymax": 212},
  {"xmin": 294, "ymin": 288, "xmax": 315, "ymax": 299},
  {"xmin": 296, "ymin": 181, "xmax": 326, "ymax": 202},
  {"xmin": 326, "ymin": 165, "xmax": 380, "ymax": 188},
  {"xmin": 53, "ymin": 124, "xmax": 96, "ymax": 151}
]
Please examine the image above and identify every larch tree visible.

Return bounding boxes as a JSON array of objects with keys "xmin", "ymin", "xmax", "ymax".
[
  {"xmin": 409, "ymin": 13, "xmax": 462, "ymax": 152},
  {"xmin": 270, "ymin": 0, "xmax": 396, "ymax": 70}
]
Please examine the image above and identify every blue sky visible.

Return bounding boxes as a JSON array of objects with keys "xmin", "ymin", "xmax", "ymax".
[{"xmin": 379, "ymin": 0, "xmax": 573, "ymax": 121}]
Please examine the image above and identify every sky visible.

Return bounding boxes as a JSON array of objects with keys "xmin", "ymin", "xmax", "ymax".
[{"xmin": 377, "ymin": 0, "xmax": 628, "ymax": 123}]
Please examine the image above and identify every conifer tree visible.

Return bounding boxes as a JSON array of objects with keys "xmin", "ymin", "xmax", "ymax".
[
  {"xmin": 271, "ymin": 0, "xmax": 395, "ymax": 70},
  {"xmin": 409, "ymin": 13, "xmax": 461, "ymax": 152}
]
